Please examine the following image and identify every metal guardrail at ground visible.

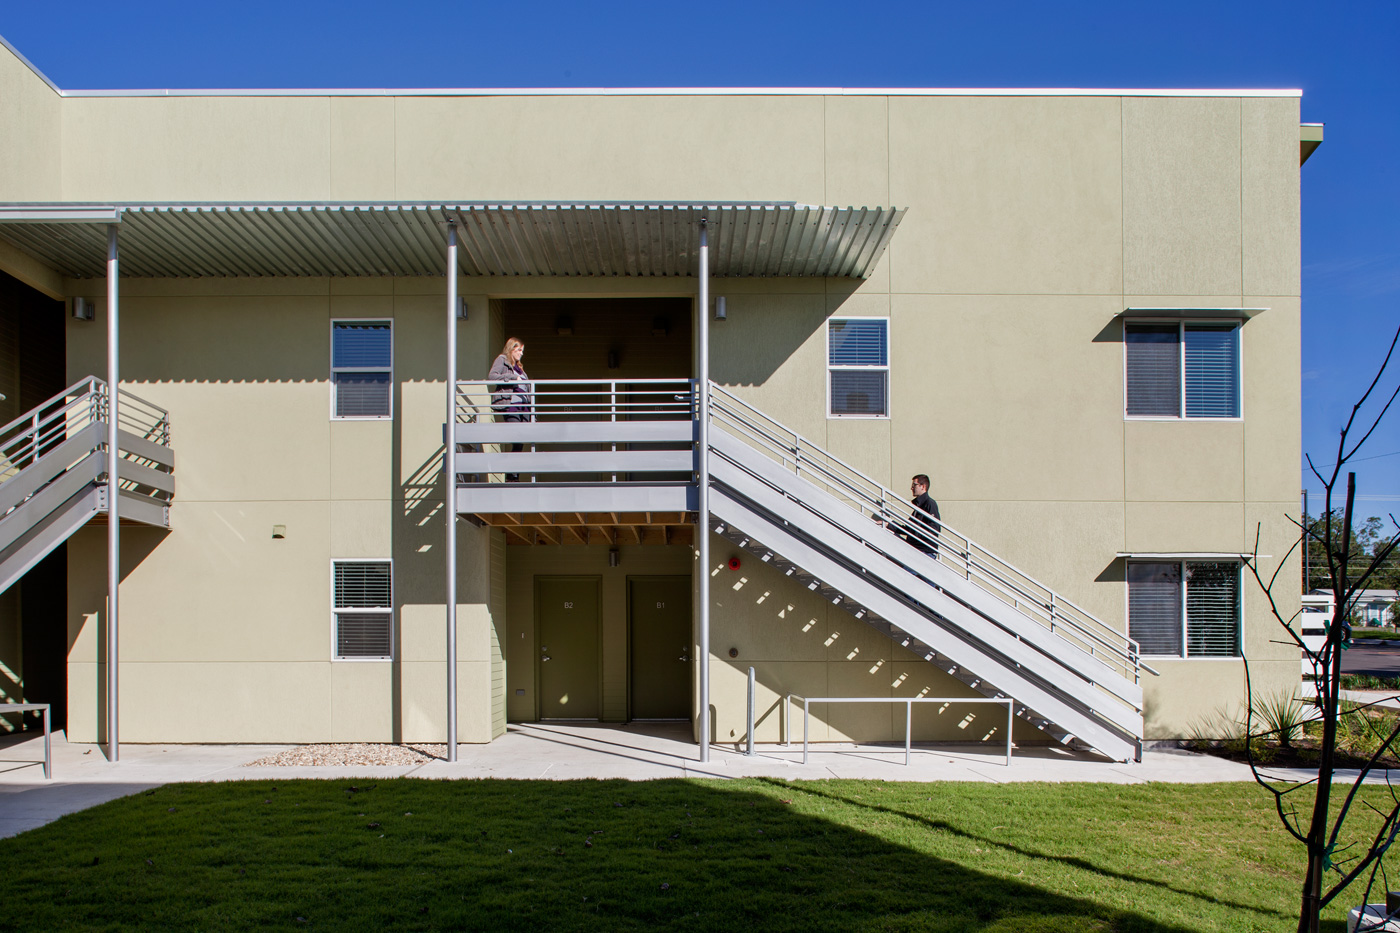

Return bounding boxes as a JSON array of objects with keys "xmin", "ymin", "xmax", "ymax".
[{"xmin": 783, "ymin": 694, "xmax": 1015, "ymax": 767}]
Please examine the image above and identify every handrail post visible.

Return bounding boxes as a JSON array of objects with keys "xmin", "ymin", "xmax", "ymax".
[
  {"xmin": 745, "ymin": 666, "xmax": 756, "ymax": 756},
  {"xmin": 905, "ymin": 699, "xmax": 912, "ymax": 766}
]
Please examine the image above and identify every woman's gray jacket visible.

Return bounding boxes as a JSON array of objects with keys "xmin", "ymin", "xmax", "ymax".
[{"xmin": 487, "ymin": 354, "xmax": 533, "ymax": 417}]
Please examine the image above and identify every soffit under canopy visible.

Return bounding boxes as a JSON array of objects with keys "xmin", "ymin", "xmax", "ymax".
[{"xmin": 0, "ymin": 202, "xmax": 904, "ymax": 280}]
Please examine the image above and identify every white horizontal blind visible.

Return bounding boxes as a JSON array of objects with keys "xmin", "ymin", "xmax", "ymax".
[
  {"xmin": 332, "ymin": 321, "xmax": 392, "ymax": 418},
  {"xmin": 829, "ymin": 319, "xmax": 889, "ymax": 416},
  {"xmin": 1127, "ymin": 562, "xmax": 1182, "ymax": 656},
  {"xmin": 1186, "ymin": 562, "xmax": 1240, "ymax": 657},
  {"xmin": 1183, "ymin": 325, "xmax": 1239, "ymax": 418},
  {"xmin": 333, "ymin": 561, "xmax": 392, "ymax": 659},
  {"xmin": 1125, "ymin": 324, "xmax": 1180, "ymax": 416}
]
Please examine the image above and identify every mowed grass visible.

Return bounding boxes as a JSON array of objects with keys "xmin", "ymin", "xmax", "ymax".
[{"xmin": 0, "ymin": 778, "xmax": 1376, "ymax": 932}]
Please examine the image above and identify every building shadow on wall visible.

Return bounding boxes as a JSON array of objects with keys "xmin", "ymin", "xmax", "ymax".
[{"xmin": 707, "ymin": 280, "xmax": 860, "ymax": 387}]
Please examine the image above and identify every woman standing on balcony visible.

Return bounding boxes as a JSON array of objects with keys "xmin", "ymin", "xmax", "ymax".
[{"xmin": 488, "ymin": 337, "xmax": 533, "ymax": 482}]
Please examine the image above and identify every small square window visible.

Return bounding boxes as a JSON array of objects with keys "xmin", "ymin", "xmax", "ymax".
[
  {"xmin": 828, "ymin": 318, "xmax": 889, "ymax": 418},
  {"xmin": 1125, "ymin": 321, "xmax": 1239, "ymax": 419},
  {"xmin": 332, "ymin": 321, "xmax": 392, "ymax": 418},
  {"xmin": 333, "ymin": 560, "xmax": 393, "ymax": 660}
]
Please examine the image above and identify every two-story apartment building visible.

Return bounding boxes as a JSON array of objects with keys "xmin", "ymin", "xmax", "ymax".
[{"xmin": 0, "ymin": 33, "xmax": 1316, "ymax": 761}]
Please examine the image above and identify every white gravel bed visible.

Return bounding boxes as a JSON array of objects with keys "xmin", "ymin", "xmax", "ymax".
[{"xmin": 244, "ymin": 743, "xmax": 447, "ymax": 767}]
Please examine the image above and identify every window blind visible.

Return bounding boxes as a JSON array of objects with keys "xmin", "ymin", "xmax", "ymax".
[
  {"xmin": 332, "ymin": 323, "xmax": 392, "ymax": 368},
  {"xmin": 831, "ymin": 370, "xmax": 889, "ymax": 417},
  {"xmin": 336, "ymin": 612, "xmax": 393, "ymax": 658},
  {"xmin": 334, "ymin": 561, "xmax": 391, "ymax": 609},
  {"xmin": 1183, "ymin": 325, "xmax": 1239, "ymax": 418},
  {"xmin": 829, "ymin": 319, "xmax": 887, "ymax": 366},
  {"xmin": 1125, "ymin": 324, "xmax": 1180, "ymax": 416},
  {"xmin": 333, "ymin": 372, "xmax": 392, "ymax": 418},
  {"xmin": 1186, "ymin": 562, "xmax": 1240, "ymax": 657},
  {"xmin": 1128, "ymin": 562, "xmax": 1182, "ymax": 656}
]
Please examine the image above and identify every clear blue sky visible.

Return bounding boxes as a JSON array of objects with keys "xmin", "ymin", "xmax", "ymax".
[{"xmin": 2, "ymin": 1, "xmax": 1397, "ymax": 524}]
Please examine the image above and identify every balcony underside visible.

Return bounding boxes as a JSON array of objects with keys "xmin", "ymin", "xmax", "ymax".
[{"xmin": 471, "ymin": 509, "xmax": 697, "ymax": 546}]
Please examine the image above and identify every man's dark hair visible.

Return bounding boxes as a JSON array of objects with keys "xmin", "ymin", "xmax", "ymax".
[{"xmin": 912, "ymin": 474, "xmax": 930, "ymax": 489}]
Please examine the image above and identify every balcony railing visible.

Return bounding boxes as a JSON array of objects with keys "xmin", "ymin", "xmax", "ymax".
[{"xmin": 452, "ymin": 378, "xmax": 696, "ymax": 513}]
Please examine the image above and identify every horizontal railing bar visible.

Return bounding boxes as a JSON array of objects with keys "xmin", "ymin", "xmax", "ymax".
[{"xmin": 0, "ymin": 377, "xmax": 100, "ymax": 440}]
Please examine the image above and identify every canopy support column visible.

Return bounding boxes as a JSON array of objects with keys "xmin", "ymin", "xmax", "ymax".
[
  {"xmin": 445, "ymin": 223, "xmax": 459, "ymax": 763},
  {"xmin": 105, "ymin": 223, "xmax": 120, "ymax": 763},
  {"xmin": 697, "ymin": 220, "xmax": 711, "ymax": 763}
]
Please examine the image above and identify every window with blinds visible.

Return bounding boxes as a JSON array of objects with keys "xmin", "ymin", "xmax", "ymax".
[
  {"xmin": 1125, "ymin": 321, "xmax": 1240, "ymax": 419},
  {"xmin": 332, "ymin": 321, "xmax": 392, "ymax": 418},
  {"xmin": 1128, "ymin": 560, "xmax": 1240, "ymax": 658},
  {"xmin": 333, "ymin": 560, "xmax": 393, "ymax": 659},
  {"xmin": 828, "ymin": 318, "xmax": 889, "ymax": 417}
]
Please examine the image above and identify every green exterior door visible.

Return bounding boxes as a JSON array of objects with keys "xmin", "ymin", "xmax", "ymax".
[
  {"xmin": 536, "ymin": 576, "xmax": 601, "ymax": 720},
  {"xmin": 629, "ymin": 576, "xmax": 692, "ymax": 720}
]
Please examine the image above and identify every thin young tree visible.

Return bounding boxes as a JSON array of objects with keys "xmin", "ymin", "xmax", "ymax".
[{"xmin": 1246, "ymin": 324, "xmax": 1400, "ymax": 933}]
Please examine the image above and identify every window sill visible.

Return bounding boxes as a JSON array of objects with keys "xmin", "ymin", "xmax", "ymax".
[
  {"xmin": 827, "ymin": 414, "xmax": 891, "ymax": 421},
  {"xmin": 1124, "ymin": 416, "xmax": 1243, "ymax": 423},
  {"xmin": 332, "ymin": 415, "xmax": 394, "ymax": 422}
]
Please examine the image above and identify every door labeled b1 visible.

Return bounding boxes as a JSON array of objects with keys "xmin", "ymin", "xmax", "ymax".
[
  {"xmin": 537, "ymin": 576, "xmax": 601, "ymax": 720},
  {"xmin": 629, "ymin": 576, "xmax": 691, "ymax": 720}
]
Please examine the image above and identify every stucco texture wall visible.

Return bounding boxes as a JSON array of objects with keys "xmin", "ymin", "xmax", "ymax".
[{"xmin": 0, "ymin": 43, "xmax": 1306, "ymax": 746}]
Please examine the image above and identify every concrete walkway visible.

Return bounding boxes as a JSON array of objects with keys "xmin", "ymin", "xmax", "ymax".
[{"xmin": 0, "ymin": 723, "xmax": 1389, "ymax": 838}]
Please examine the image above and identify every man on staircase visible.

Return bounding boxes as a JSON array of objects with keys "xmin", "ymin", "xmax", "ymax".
[{"xmin": 905, "ymin": 474, "xmax": 942, "ymax": 558}]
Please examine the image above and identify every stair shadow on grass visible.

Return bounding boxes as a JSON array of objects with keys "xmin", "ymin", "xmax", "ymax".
[
  {"xmin": 768, "ymin": 778, "xmax": 1298, "ymax": 928},
  {"xmin": 0, "ymin": 777, "xmax": 1299, "ymax": 931}
]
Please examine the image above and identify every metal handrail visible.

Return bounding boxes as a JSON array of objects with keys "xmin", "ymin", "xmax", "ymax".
[
  {"xmin": 709, "ymin": 381, "xmax": 1153, "ymax": 684},
  {"xmin": 1, "ymin": 377, "xmax": 173, "ymax": 498},
  {"xmin": 455, "ymin": 378, "xmax": 695, "ymax": 424}
]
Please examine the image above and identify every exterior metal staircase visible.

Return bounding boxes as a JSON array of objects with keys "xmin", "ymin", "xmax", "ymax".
[
  {"xmin": 0, "ymin": 377, "xmax": 174, "ymax": 595},
  {"xmin": 449, "ymin": 377, "xmax": 1149, "ymax": 761},
  {"xmin": 706, "ymin": 383, "xmax": 1151, "ymax": 762}
]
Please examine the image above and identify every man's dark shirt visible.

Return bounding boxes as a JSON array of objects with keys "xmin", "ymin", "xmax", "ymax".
[{"xmin": 906, "ymin": 492, "xmax": 942, "ymax": 554}]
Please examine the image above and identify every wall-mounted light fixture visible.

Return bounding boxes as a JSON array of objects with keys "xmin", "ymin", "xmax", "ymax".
[
  {"xmin": 457, "ymin": 297, "xmax": 469, "ymax": 320},
  {"xmin": 272, "ymin": 525, "xmax": 286, "ymax": 539},
  {"xmin": 607, "ymin": 350, "xmax": 619, "ymax": 369},
  {"xmin": 608, "ymin": 547, "xmax": 620, "ymax": 567},
  {"xmin": 714, "ymin": 296, "xmax": 726, "ymax": 321},
  {"xmin": 555, "ymin": 315, "xmax": 573, "ymax": 335},
  {"xmin": 651, "ymin": 316, "xmax": 670, "ymax": 337},
  {"xmin": 72, "ymin": 297, "xmax": 94, "ymax": 321}
]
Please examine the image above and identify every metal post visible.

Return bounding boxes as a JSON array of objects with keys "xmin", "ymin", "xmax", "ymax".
[
  {"xmin": 1005, "ymin": 699, "xmax": 1014, "ymax": 766},
  {"xmin": 745, "ymin": 666, "xmax": 755, "ymax": 756},
  {"xmin": 697, "ymin": 220, "xmax": 711, "ymax": 763},
  {"xmin": 105, "ymin": 224, "xmax": 119, "ymax": 763},
  {"xmin": 445, "ymin": 223, "xmax": 459, "ymax": 764},
  {"xmin": 802, "ymin": 696, "xmax": 810, "ymax": 765},
  {"xmin": 905, "ymin": 699, "xmax": 912, "ymax": 766}
]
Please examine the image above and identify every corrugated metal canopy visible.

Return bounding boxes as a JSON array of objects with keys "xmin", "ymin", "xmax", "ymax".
[{"xmin": 0, "ymin": 202, "xmax": 904, "ymax": 280}]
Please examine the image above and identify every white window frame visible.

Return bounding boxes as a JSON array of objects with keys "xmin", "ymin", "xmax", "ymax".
[
  {"xmin": 331, "ymin": 558, "xmax": 394, "ymax": 661},
  {"xmin": 330, "ymin": 318, "xmax": 394, "ymax": 421},
  {"xmin": 826, "ymin": 316, "xmax": 891, "ymax": 420},
  {"xmin": 1126, "ymin": 559, "xmax": 1243, "ymax": 661},
  {"xmin": 1123, "ymin": 318, "xmax": 1243, "ymax": 422}
]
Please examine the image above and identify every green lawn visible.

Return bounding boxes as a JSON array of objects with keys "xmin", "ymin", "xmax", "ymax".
[{"xmin": 0, "ymin": 778, "xmax": 1377, "ymax": 931}]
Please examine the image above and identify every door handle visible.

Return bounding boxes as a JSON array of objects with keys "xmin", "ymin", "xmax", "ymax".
[{"xmin": 542, "ymin": 656, "xmax": 551, "ymax": 662}]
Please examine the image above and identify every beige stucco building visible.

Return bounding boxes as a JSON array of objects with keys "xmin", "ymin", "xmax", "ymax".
[{"xmin": 0, "ymin": 34, "xmax": 1318, "ymax": 761}]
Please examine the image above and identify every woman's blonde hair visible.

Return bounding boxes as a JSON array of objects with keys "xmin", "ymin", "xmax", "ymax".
[{"xmin": 500, "ymin": 337, "xmax": 524, "ymax": 359}]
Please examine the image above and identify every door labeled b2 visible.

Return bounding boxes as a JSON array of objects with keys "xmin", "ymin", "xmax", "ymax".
[
  {"xmin": 629, "ymin": 576, "xmax": 692, "ymax": 720},
  {"xmin": 536, "ymin": 576, "xmax": 601, "ymax": 720}
]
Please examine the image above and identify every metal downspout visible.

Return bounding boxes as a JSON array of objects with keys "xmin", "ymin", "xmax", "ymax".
[
  {"xmin": 445, "ymin": 223, "xmax": 459, "ymax": 763},
  {"xmin": 697, "ymin": 221, "xmax": 711, "ymax": 763},
  {"xmin": 106, "ymin": 223, "xmax": 119, "ymax": 762}
]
